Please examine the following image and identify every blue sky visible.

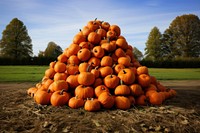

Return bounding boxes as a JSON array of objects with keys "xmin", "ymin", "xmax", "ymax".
[{"xmin": 0, "ymin": 0, "xmax": 200, "ymax": 56}]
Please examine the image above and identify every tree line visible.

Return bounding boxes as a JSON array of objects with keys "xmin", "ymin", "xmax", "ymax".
[{"xmin": 0, "ymin": 14, "xmax": 199, "ymax": 67}]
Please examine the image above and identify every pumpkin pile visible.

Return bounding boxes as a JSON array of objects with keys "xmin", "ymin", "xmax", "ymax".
[{"xmin": 27, "ymin": 19, "xmax": 177, "ymax": 111}]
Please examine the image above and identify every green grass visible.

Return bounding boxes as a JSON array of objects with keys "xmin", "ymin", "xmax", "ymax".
[
  {"xmin": 149, "ymin": 68, "xmax": 200, "ymax": 80},
  {"xmin": 0, "ymin": 66, "xmax": 200, "ymax": 82},
  {"xmin": 0, "ymin": 66, "xmax": 48, "ymax": 82}
]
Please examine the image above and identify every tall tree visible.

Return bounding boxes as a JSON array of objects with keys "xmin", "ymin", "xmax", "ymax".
[
  {"xmin": 163, "ymin": 14, "xmax": 200, "ymax": 58},
  {"xmin": 144, "ymin": 26, "xmax": 162, "ymax": 60},
  {"xmin": 133, "ymin": 47, "xmax": 143, "ymax": 61},
  {"xmin": 0, "ymin": 18, "xmax": 32, "ymax": 59},
  {"xmin": 44, "ymin": 42, "xmax": 62, "ymax": 58}
]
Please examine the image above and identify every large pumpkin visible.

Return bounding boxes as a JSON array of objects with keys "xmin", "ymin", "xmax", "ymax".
[{"xmin": 50, "ymin": 90, "xmax": 70, "ymax": 106}]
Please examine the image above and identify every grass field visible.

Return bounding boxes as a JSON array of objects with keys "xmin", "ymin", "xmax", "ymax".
[{"xmin": 0, "ymin": 66, "xmax": 200, "ymax": 82}]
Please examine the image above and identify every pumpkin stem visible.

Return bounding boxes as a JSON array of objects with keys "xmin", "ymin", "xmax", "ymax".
[
  {"xmin": 101, "ymin": 87, "xmax": 105, "ymax": 90},
  {"xmin": 120, "ymin": 79, "xmax": 124, "ymax": 85},
  {"xmin": 112, "ymin": 64, "xmax": 116, "ymax": 68},
  {"xmin": 47, "ymin": 89, "xmax": 51, "ymax": 93},
  {"xmin": 79, "ymin": 29, "xmax": 82, "ymax": 32},
  {"xmin": 94, "ymin": 18, "xmax": 97, "ymax": 21},
  {"xmin": 86, "ymin": 63, "xmax": 91, "ymax": 72},
  {"xmin": 123, "ymin": 69, "xmax": 126, "ymax": 74},
  {"xmin": 107, "ymin": 37, "xmax": 110, "ymax": 43},
  {"xmin": 110, "ymin": 74, "xmax": 113, "ymax": 78},
  {"xmin": 60, "ymin": 89, "xmax": 65, "ymax": 95}
]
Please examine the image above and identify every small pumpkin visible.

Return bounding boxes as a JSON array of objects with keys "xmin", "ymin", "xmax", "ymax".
[
  {"xmin": 149, "ymin": 92, "xmax": 163, "ymax": 105},
  {"xmin": 137, "ymin": 74, "xmax": 151, "ymax": 88},
  {"xmin": 67, "ymin": 55, "xmax": 80, "ymax": 65},
  {"xmin": 57, "ymin": 54, "xmax": 68, "ymax": 63},
  {"xmin": 114, "ymin": 64, "xmax": 125, "ymax": 74},
  {"xmin": 45, "ymin": 68, "xmax": 56, "ymax": 79},
  {"xmin": 91, "ymin": 67, "xmax": 100, "ymax": 78},
  {"xmin": 50, "ymin": 90, "xmax": 70, "ymax": 106},
  {"xmin": 79, "ymin": 41, "xmax": 94, "ymax": 50},
  {"xmin": 98, "ymin": 92, "xmax": 115, "ymax": 109},
  {"xmin": 87, "ymin": 18, "xmax": 100, "ymax": 31},
  {"xmin": 66, "ymin": 64, "xmax": 79, "ymax": 75},
  {"xmin": 92, "ymin": 46, "xmax": 105, "ymax": 58},
  {"xmin": 54, "ymin": 72, "xmax": 67, "ymax": 81},
  {"xmin": 99, "ymin": 66, "xmax": 113, "ymax": 78},
  {"xmin": 115, "ymin": 38, "xmax": 128, "ymax": 50},
  {"xmin": 118, "ymin": 56, "xmax": 131, "ymax": 67},
  {"xmin": 54, "ymin": 62, "xmax": 66, "ymax": 73},
  {"xmin": 94, "ymin": 85, "xmax": 109, "ymax": 97},
  {"xmin": 103, "ymin": 74, "xmax": 119, "ymax": 89},
  {"xmin": 84, "ymin": 98, "xmax": 101, "ymax": 112},
  {"xmin": 77, "ymin": 48, "xmax": 91, "ymax": 61},
  {"xmin": 48, "ymin": 80, "xmax": 68, "ymax": 92},
  {"xmin": 68, "ymin": 96, "xmax": 85, "ymax": 109},
  {"xmin": 73, "ymin": 34, "xmax": 86, "ymax": 44},
  {"xmin": 66, "ymin": 75, "xmax": 79, "ymax": 89},
  {"xmin": 27, "ymin": 87, "xmax": 38, "ymax": 97},
  {"xmin": 114, "ymin": 96, "xmax": 131, "ymax": 110},
  {"xmin": 87, "ymin": 32, "xmax": 101, "ymax": 44},
  {"xmin": 128, "ymin": 96, "xmax": 136, "ymax": 106},
  {"xmin": 64, "ymin": 44, "xmax": 80, "ymax": 57},
  {"xmin": 135, "ymin": 95, "xmax": 147, "ymax": 106},
  {"xmin": 129, "ymin": 84, "xmax": 144, "ymax": 96},
  {"xmin": 34, "ymin": 89, "xmax": 52, "ymax": 105},
  {"xmin": 114, "ymin": 82, "xmax": 130, "ymax": 96},
  {"xmin": 109, "ymin": 25, "xmax": 121, "ymax": 37},
  {"xmin": 100, "ymin": 56, "xmax": 113, "ymax": 67},
  {"xmin": 75, "ymin": 85, "xmax": 94, "ymax": 99},
  {"xmin": 118, "ymin": 68, "xmax": 135, "ymax": 85},
  {"xmin": 78, "ymin": 62, "xmax": 91, "ymax": 73},
  {"xmin": 88, "ymin": 57, "xmax": 100, "ymax": 67},
  {"xmin": 114, "ymin": 48, "xmax": 126, "ymax": 58},
  {"xmin": 78, "ymin": 72, "xmax": 95, "ymax": 86},
  {"xmin": 93, "ymin": 78, "xmax": 103, "ymax": 88},
  {"xmin": 96, "ymin": 26, "xmax": 107, "ymax": 39},
  {"xmin": 137, "ymin": 66, "xmax": 149, "ymax": 75},
  {"xmin": 101, "ymin": 21, "xmax": 110, "ymax": 31}
]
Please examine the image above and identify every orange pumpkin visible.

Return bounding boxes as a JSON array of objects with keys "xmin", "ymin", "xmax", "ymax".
[
  {"xmin": 54, "ymin": 62, "xmax": 66, "ymax": 73},
  {"xmin": 129, "ymin": 84, "xmax": 144, "ymax": 96},
  {"xmin": 68, "ymin": 96, "xmax": 85, "ymax": 109},
  {"xmin": 66, "ymin": 75, "xmax": 79, "ymax": 89},
  {"xmin": 98, "ymin": 92, "xmax": 115, "ymax": 109},
  {"xmin": 77, "ymin": 48, "xmax": 91, "ymax": 61},
  {"xmin": 34, "ymin": 90, "xmax": 52, "ymax": 105},
  {"xmin": 88, "ymin": 32, "xmax": 101, "ymax": 44},
  {"xmin": 104, "ymin": 74, "xmax": 119, "ymax": 89},
  {"xmin": 115, "ymin": 48, "xmax": 126, "ymax": 58},
  {"xmin": 94, "ymin": 85, "xmax": 109, "ymax": 97},
  {"xmin": 100, "ymin": 56, "xmax": 113, "ymax": 67},
  {"xmin": 88, "ymin": 57, "xmax": 100, "ymax": 67},
  {"xmin": 45, "ymin": 68, "xmax": 56, "ymax": 79},
  {"xmin": 57, "ymin": 54, "xmax": 68, "ymax": 63},
  {"xmin": 75, "ymin": 85, "xmax": 94, "ymax": 99},
  {"xmin": 114, "ymin": 64, "xmax": 125, "ymax": 74},
  {"xmin": 49, "ymin": 80, "xmax": 68, "ymax": 92},
  {"xmin": 118, "ymin": 56, "xmax": 131, "ymax": 67},
  {"xmin": 84, "ymin": 98, "xmax": 101, "ymax": 112},
  {"xmin": 92, "ymin": 46, "xmax": 105, "ymax": 58},
  {"xmin": 101, "ymin": 21, "xmax": 110, "ymax": 31},
  {"xmin": 64, "ymin": 44, "xmax": 80, "ymax": 57},
  {"xmin": 137, "ymin": 74, "xmax": 151, "ymax": 88},
  {"xmin": 135, "ymin": 95, "xmax": 147, "ymax": 106},
  {"xmin": 93, "ymin": 78, "xmax": 103, "ymax": 88},
  {"xmin": 50, "ymin": 90, "xmax": 70, "ymax": 106},
  {"xmin": 27, "ymin": 87, "xmax": 38, "ymax": 97},
  {"xmin": 78, "ymin": 72, "xmax": 95, "ymax": 86},
  {"xmin": 149, "ymin": 92, "xmax": 163, "ymax": 105},
  {"xmin": 87, "ymin": 19, "xmax": 100, "ymax": 31},
  {"xmin": 118, "ymin": 68, "xmax": 135, "ymax": 85},
  {"xmin": 79, "ymin": 41, "xmax": 94, "ymax": 50},
  {"xmin": 54, "ymin": 72, "xmax": 67, "ymax": 81},
  {"xmin": 114, "ymin": 84, "xmax": 130, "ymax": 96},
  {"xmin": 137, "ymin": 66, "xmax": 149, "ymax": 75},
  {"xmin": 73, "ymin": 34, "xmax": 86, "ymax": 44},
  {"xmin": 96, "ymin": 26, "xmax": 107, "ymax": 39},
  {"xmin": 66, "ymin": 64, "xmax": 79, "ymax": 75},
  {"xmin": 99, "ymin": 66, "xmax": 113, "ymax": 78},
  {"xmin": 115, "ymin": 38, "xmax": 128, "ymax": 50},
  {"xmin": 67, "ymin": 55, "xmax": 80, "ymax": 65},
  {"xmin": 109, "ymin": 25, "xmax": 121, "ymax": 36},
  {"xmin": 115, "ymin": 96, "xmax": 131, "ymax": 110}
]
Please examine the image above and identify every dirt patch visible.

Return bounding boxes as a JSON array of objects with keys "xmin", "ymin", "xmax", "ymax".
[{"xmin": 0, "ymin": 81, "xmax": 200, "ymax": 133}]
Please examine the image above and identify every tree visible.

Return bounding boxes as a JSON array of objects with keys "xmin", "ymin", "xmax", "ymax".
[
  {"xmin": 43, "ymin": 42, "xmax": 62, "ymax": 58},
  {"xmin": 0, "ymin": 18, "xmax": 32, "ymax": 59},
  {"xmin": 162, "ymin": 14, "xmax": 200, "ymax": 58},
  {"xmin": 144, "ymin": 26, "xmax": 162, "ymax": 60},
  {"xmin": 133, "ymin": 47, "xmax": 143, "ymax": 61}
]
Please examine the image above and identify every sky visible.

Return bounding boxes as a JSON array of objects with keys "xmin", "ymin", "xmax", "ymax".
[{"xmin": 0, "ymin": 0, "xmax": 200, "ymax": 56}]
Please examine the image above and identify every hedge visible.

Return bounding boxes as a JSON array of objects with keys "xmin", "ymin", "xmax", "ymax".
[
  {"xmin": 0, "ymin": 57, "xmax": 199, "ymax": 68},
  {"xmin": 140, "ymin": 58, "xmax": 200, "ymax": 68}
]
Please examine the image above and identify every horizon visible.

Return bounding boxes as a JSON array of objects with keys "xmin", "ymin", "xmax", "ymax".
[{"xmin": 0, "ymin": 0, "xmax": 200, "ymax": 56}]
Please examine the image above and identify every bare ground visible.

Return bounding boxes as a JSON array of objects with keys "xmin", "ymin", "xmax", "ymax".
[{"xmin": 0, "ymin": 80, "xmax": 200, "ymax": 133}]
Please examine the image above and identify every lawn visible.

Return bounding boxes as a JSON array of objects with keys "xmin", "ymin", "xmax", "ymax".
[{"xmin": 0, "ymin": 66, "xmax": 200, "ymax": 82}]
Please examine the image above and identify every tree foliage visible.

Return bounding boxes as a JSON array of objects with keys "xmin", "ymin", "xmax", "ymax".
[
  {"xmin": 144, "ymin": 26, "xmax": 162, "ymax": 60},
  {"xmin": 162, "ymin": 14, "xmax": 200, "ymax": 58},
  {"xmin": 42, "ymin": 41, "xmax": 62, "ymax": 58},
  {"xmin": 0, "ymin": 18, "xmax": 33, "ymax": 59},
  {"xmin": 133, "ymin": 47, "xmax": 143, "ymax": 61}
]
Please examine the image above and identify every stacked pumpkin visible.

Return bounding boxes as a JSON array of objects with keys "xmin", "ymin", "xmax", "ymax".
[{"xmin": 27, "ymin": 19, "xmax": 177, "ymax": 111}]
